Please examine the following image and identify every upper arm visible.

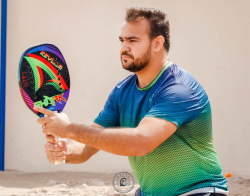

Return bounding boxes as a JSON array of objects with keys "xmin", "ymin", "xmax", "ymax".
[
  {"xmin": 145, "ymin": 83, "xmax": 201, "ymax": 129},
  {"xmin": 137, "ymin": 117, "xmax": 177, "ymax": 156},
  {"xmin": 137, "ymin": 84, "xmax": 201, "ymax": 155}
]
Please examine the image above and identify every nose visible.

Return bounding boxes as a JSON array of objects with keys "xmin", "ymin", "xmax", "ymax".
[{"xmin": 120, "ymin": 42, "xmax": 131, "ymax": 54}]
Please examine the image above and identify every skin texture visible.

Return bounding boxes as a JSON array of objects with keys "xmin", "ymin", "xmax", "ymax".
[
  {"xmin": 35, "ymin": 107, "xmax": 177, "ymax": 157},
  {"xmin": 36, "ymin": 18, "xmax": 177, "ymax": 163},
  {"xmin": 120, "ymin": 19, "xmax": 167, "ymax": 88},
  {"xmin": 44, "ymin": 122, "xmax": 102, "ymax": 164},
  {"xmin": 119, "ymin": 20, "xmax": 152, "ymax": 72}
]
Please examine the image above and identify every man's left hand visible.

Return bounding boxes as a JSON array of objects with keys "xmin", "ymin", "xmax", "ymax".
[{"xmin": 34, "ymin": 106, "xmax": 71, "ymax": 138}]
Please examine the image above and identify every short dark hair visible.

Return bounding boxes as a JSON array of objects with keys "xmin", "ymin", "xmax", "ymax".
[{"xmin": 125, "ymin": 6, "xmax": 170, "ymax": 53}]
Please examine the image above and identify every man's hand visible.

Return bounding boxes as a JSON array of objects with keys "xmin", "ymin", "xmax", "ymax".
[
  {"xmin": 34, "ymin": 106, "xmax": 71, "ymax": 138},
  {"xmin": 44, "ymin": 134, "xmax": 67, "ymax": 164}
]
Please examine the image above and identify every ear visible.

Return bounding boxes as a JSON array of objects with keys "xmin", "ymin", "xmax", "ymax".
[{"xmin": 153, "ymin": 35, "xmax": 165, "ymax": 52}]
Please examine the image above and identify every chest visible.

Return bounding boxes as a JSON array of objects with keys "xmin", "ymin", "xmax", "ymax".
[{"xmin": 115, "ymin": 86, "xmax": 156, "ymax": 127}]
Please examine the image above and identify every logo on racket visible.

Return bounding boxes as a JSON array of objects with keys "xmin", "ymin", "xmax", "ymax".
[
  {"xmin": 24, "ymin": 53, "xmax": 69, "ymax": 93},
  {"xmin": 40, "ymin": 51, "xmax": 63, "ymax": 70},
  {"xmin": 34, "ymin": 93, "xmax": 66, "ymax": 107}
]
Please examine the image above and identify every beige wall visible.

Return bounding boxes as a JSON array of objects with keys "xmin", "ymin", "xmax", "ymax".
[{"xmin": 5, "ymin": 0, "xmax": 250, "ymax": 175}]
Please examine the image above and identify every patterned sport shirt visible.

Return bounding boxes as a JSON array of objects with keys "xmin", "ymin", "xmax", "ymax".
[{"xmin": 94, "ymin": 61, "xmax": 228, "ymax": 195}]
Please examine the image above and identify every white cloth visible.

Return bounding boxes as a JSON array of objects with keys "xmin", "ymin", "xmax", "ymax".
[{"xmin": 179, "ymin": 187, "xmax": 229, "ymax": 196}]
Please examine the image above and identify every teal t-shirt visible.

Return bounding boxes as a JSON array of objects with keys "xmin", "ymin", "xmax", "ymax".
[{"xmin": 94, "ymin": 61, "xmax": 228, "ymax": 195}]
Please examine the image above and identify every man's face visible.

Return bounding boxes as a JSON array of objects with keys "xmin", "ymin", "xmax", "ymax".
[{"xmin": 119, "ymin": 19, "xmax": 152, "ymax": 72}]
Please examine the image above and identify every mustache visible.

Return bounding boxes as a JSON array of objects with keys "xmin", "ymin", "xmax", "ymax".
[{"xmin": 121, "ymin": 52, "xmax": 133, "ymax": 59}]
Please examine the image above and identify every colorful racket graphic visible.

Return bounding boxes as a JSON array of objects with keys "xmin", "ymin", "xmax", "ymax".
[{"xmin": 18, "ymin": 43, "xmax": 70, "ymax": 165}]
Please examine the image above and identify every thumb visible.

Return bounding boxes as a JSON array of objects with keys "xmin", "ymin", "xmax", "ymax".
[{"xmin": 57, "ymin": 139, "xmax": 67, "ymax": 147}]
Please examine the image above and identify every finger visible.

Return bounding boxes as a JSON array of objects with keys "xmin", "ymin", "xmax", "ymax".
[
  {"xmin": 47, "ymin": 155, "xmax": 55, "ymax": 164},
  {"xmin": 37, "ymin": 117, "xmax": 52, "ymax": 125},
  {"xmin": 46, "ymin": 135, "xmax": 57, "ymax": 144},
  {"xmin": 55, "ymin": 144, "xmax": 67, "ymax": 152},
  {"xmin": 57, "ymin": 139, "xmax": 67, "ymax": 148},
  {"xmin": 45, "ymin": 143, "xmax": 62, "ymax": 152},
  {"xmin": 45, "ymin": 142, "xmax": 67, "ymax": 152},
  {"xmin": 42, "ymin": 129, "xmax": 51, "ymax": 135},
  {"xmin": 33, "ymin": 106, "xmax": 54, "ymax": 116},
  {"xmin": 54, "ymin": 156, "xmax": 66, "ymax": 162},
  {"xmin": 46, "ymin": 150, "xmax": 66, "ymax": 157}
]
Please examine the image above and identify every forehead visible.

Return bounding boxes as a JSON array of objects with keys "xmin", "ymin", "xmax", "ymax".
[{"xmin": 120, "ymin": 18, "xmax": 151, "ymax": 38}]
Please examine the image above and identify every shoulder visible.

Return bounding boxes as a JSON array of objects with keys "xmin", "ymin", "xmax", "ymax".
[
  {"xmin": 162, "ymin": 63, "xmax": 197, "ymax": 84},
  {"xmin": 156, "ymin": 63, "xmax": 209, "ymax": 106},
  {"xmin": 158, "ymin": 63, "xmax": 197, "ymax": 95},
  {"xmin": 156, "ymin": 83, "xmax": 196, "ymax": 103},
  {"xmin": 112, "ymin": 74, "xmax": 136, "ymax": 94},
  {"xmin": 116, "ymin": 74, "xmax": 136, "ymax": 89},
  {"xmin": 109, "ymin": 74, "xmax": 136, "ymax": 99}
]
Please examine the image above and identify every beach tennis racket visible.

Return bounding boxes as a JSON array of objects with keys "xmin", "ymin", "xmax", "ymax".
[{"xmin": 18, "ymin": 43, "xmax": 70, "ymax": 165}]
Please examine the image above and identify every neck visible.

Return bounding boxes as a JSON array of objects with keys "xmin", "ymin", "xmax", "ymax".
[{"xmin": 136, "ymin": 54, "xmax": 169, "ymax": 89}]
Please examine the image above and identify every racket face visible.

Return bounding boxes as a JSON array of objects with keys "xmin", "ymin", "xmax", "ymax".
[{"xmin": 18, "ymin": 43, "xmax": 70, "ymax": 117}]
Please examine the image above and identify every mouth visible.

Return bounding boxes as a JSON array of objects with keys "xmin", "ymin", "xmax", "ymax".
[{"xmin": 122, "ymin": 55, "xmax": 132, "ymax": 59}]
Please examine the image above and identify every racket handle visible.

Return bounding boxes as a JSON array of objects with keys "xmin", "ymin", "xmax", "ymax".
[
  {"xmin": 55, "ymin": 137, "xmax": 67, "ymax": 166},
  {"xmin": 44, "ymin": 114, "xmax": 67, "ymax": 166}
]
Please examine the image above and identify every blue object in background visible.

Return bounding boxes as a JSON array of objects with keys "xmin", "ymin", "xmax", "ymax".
[{"xmin": 0, "ymin": 0, "xmax": 7, "ymax": 171}]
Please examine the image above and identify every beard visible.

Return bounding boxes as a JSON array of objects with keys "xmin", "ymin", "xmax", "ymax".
[{"xmin": 121, "ymin": 45, "xmax": 151, "ymax": 72}]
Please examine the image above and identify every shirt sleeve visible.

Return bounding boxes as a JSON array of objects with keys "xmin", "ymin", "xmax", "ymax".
[
  {"xmin": 145, "ymin": 83, "xmax": 201, "ymax": 129},
  {"xmin": 94, "ymin": 88, "xmax": 120, "ymax": 128}
]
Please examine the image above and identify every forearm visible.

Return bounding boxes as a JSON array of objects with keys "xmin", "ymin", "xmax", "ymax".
[
  {"xmin": 67, "ymin": 123, "xmax": 146, "ymax": 156},
  {"xmin": 65, "ymin": 139, "xmax": 98, "ymax": 164},
  {"xmin": 64, "ymin": 139, "xmax": 84, "ymax": 164}
]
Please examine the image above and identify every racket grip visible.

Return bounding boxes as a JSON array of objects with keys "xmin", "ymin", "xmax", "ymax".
[
  {"xmin": 55, "ymin": 137, "xmax": 67, "ymax": 166},
  {"xmin": 44, "ymin": 114, "xmax": 67, "ymax": 166}
]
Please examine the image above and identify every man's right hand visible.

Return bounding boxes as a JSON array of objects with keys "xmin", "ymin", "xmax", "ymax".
[{"xmin": 44, "ymin": 134, "xmax": 67, "ymax": 164}]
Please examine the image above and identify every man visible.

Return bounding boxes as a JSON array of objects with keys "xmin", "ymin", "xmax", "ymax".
[{"xmin": 35, "ymin": 6, "xmax": 229, "ymax": 196}]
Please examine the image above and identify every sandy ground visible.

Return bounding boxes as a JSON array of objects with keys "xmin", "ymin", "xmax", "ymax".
[{"xmin": 0, "ymin": 170, "xmax": 249, "ymax": 196}]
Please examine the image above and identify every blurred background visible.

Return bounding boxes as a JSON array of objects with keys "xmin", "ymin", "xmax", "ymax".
[{"xmin": 1, "ymin": 0, "xmax": 250, "ymax": 178}]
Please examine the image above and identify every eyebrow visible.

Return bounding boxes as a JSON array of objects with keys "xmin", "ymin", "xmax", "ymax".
[{"xmin": 119, "ymin": 36, "xmax": 140, "ymax": 40}]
